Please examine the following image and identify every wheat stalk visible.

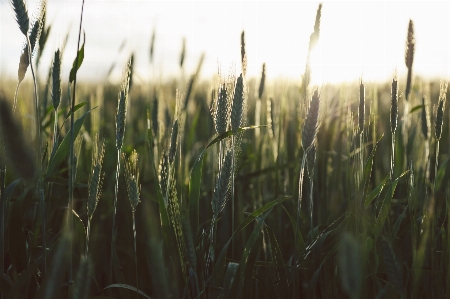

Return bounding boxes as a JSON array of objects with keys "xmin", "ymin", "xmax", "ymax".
[
  {"xmin": 230, "ymin": 73, "xmax": 244, "ymax": 258},
  {"xmin": 86, "ymin": 135, "xmax": 105, "ymax": 256},
  {"xmin": 390, "ymin": 76, "xmax": 398, "ymax": 179},
  {"xmin": 111, "ymin": 56, "xmax": 132, "ymax": 285},
  {"xmin": 301, "ymin": 90, "xmax": 320, "ymax": 237},
  {"xmin": 124, "ymin": 150, "xmax": 141, "ymax": 298},
  {"xmin": 421, "ymin": 95, "xmax": 430, "ymax": 181}
]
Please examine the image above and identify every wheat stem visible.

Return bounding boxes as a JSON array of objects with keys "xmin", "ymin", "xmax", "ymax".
[{"xmin": 39, "ymin": 189, "xmax": 46, "ymax": 275}]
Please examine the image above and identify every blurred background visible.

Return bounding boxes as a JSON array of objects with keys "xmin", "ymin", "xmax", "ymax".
[{"xmin": 1, "ymin": 1, "xmax": 449, "ymax": 85}]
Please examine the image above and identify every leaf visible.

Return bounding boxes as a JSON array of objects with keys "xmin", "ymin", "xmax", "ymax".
[
  {"xmin": 61, "ymin": 101, "xmax": 89, "ymax": 127},
  {"xmin": 365, "ymin": 175, "xmax": 389, "ymax": 207},
  {"xmin": 223, "ymin": 209, "xmax": 271, "ymax": 299},
  {"xmin": 209, "ymin": 196, "xmax": 290, "ymax": 294},
  {"xmin": 189, "ymin": 151, "xmax": 203, "ymax": 239},
  {"xmin": 98, "ymin": 284, "xmax": 152, "ymax": 299},
  {"xmin": 46, "ymin": 109, "xmax": 92, "ymax": 177},
  {"xmin": 282, "ymin": 205, "xmax": 305, "ymax": 254},
  {"xmin": 265, "ymin": 225, "xmax": 290, "ymax": 299},
  {"xmin": 409, "ymin": 105, "xmax": 423, "ymax": 114},
  {"xmin": 435, "ymin": 156, "xmax": 450, "ymax": 191},
  {"xmin": 374, "ymin": 171, "xmax": 409, "ymax": 238},
  {"xmin": 362, "ymin": 134, "xmax": 383, "ymax": 193},
  {"xmin": 392, "ymin": 204, "xmax": 408, "ymax": 238},
  {"xmin": 69, "ymin": 33, "xmax": 85, "ymax": 83}
]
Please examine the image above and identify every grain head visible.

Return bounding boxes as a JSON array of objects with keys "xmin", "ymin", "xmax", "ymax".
[
  {"xmin": 52, "ymin": 49, "xmax": 61, "ymax": 111},
  {"xmin": 258, "ymin": 63, "xmax": 266, "ymax": 100},
  {"xmin": 231, "ymin": 74, "xmax": 244, "ymax": 132},
  {"xmin": 124, "ymin": 150, "xmax": 141, "ymax": 212},
  {"xmin": 214, "ymin": 83, "xmax": 229, "ymax": 135},
  {"xmin": 390, "ymin": 77, "xmax": 398, "ymax": 134},
  {"xmin": 359, "ymin": 80, "xmax": 365, "ymax": 134},
  {"xmin": 10, "ymin": 0, "xmax": 29, "ymax": 37},
  {"xmin": 421, "ymin": 96, "xmax": 429, "ymax": 140},
  {"xmin": 302, "ymin": 90, "xmax": 320, "ymax": 151},
  {"xmin": 435, "ymin": 81, "xmax": 448, "ymax": 141}
]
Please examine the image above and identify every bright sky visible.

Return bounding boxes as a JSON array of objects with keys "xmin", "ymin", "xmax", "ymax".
[{"xmin": 1, "ymin": 1, "xmax": 449, "ymax": 85}]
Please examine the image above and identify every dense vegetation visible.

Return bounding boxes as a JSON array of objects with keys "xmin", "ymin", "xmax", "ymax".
[{"xmin": 1, "ymin": 1, "xmax": 450, "ymax": 299}]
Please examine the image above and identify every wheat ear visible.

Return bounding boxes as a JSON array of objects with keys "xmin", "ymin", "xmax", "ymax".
[
  {"xmin": 434, "ymin": 81, "xmax": 448, "ymax": 193},
  {"xmin": 124, "ymin": 150, "xmax": 141, "ymax": 298},
  {"xmin": 405, "ymin": 20, "xmax": 415, "ymax": 101}
]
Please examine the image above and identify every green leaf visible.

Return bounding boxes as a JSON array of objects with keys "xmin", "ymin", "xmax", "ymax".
[
  {"xmin": 374, "ymin": 171, "xmax": 408, "ymax": 238},
  {"xmin": 265, "ymin": 225, "xmax": 290, "ymax": 299},
  {"xmin": 282, "ymin": 205, "xmax": 305, "ymax": 254},
  {"xmin": 189, "ymin": 151, "xmax": 203, "ymax": 239},
  {"xmin": 409, "ymin": 105, "xmax": 423, "ymax": 114},
  {"xmin": 69, "ymin": 33, "xmax": 85, "ymax": 83},
  {"xmin": 62, "ymin": 101, "xmax": 89, "ymax": 127},
  {"xmin": 224, "ymin": 209, "xmax": 271, "ymax": 299},
  {"xmin": 46, "ymin": 109, "xmax": 92, "ymax": 177},
  {"xmin": 365, "ymin": 175, "xmax": 389, "ymax": 207},
  {"xmin": 98, "ymin": 284, "xmax": 152, "ymax": 299},
  {"xmin": 362, "ymin": 134, "xmax": 383, "ymax": 193},
  {"xmin": 435, "ymin": 156, "xmax": 450, "ymax": 191},
  {"xmin": 209, "ymin": 196, "xmax": 290, "ymax": 295},
  {"xmin": 392, "ymin": 204, "xmax": 408, "ymax": 238}
]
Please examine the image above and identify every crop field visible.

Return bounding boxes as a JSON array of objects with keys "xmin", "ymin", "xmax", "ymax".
[{"xmin": 1, "ymin": 1, "xmax": 450, "ymax": 299}]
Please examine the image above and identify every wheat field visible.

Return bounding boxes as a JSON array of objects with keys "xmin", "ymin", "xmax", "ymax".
[{"xmin": 1, "ymin": 1, "xmax": 450, "ymax": 299}]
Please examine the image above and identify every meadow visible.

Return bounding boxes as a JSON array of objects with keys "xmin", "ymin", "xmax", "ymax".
[{"xmin": 1, "ymin": 1, "xmax": 450, "ymax": 299}]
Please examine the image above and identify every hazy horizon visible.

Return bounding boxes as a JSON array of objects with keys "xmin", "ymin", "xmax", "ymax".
[{"xmin": 1, "ymin": 1, "xmax": 449, "ymax": 85}]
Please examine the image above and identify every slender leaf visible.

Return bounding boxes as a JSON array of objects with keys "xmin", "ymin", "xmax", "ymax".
[
  {"xmin": 99, "ymin": 284, "xmax": 152, "ymax": 299},
  {"xmin": 46, "ymin": 109, "xmax": 92, "ymax": 177},
  {"xmin": 265, "ymin": 225, "xmax": 290, "ymax": 299},
  {"xmin": 69, "ymin": 33, "xmax": 85, "ymax": 83}
]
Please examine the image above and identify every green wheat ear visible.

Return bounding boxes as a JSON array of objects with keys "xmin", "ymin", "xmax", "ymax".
[
  {"xmin": 435, "ymin": 81, "xmax": 448, "ymax": 141},
  {"xmin": 124, "ymin": 150, "xmax": 141, "ymax": 211},
  {"xmin": 302, "ymin": 90, "xmax": 320, "ymax": 152},
  {"xmin": 10, "ymin": 0, "xmax": 30, "ymax": 36},
  {"xmin": 18, "ymin": 0, "xmax": 46, "ymax": 83},
  {"xmin": 390, "ymin": 76, "xmax": 398, "ymax": 134},
  {"xmin": 231, "ymin": 74, "xmax": 244, "ymax": 132}
]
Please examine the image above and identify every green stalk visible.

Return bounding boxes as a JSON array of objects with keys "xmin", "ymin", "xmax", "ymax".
[
  {"xmin": 68, "ymin": 0, "xmax": 86, "ymax": 285},
  {"xmin": 110, "ymin": 149, "xmax": 121, "ymax": 283},
  {"xmin": 0, "ymin": 166, "xmax": 5, "ymax": 280},
  {"xmin": 231, "ymin": 135, "xmax": 235, "ymax": 260},
  {"xmin": 132, "ymin": 210, "xmax": 138, "ymax": 299},
  {"xmin": 40, "ymin": 189, "xmax": 46, "ymax": 275}
]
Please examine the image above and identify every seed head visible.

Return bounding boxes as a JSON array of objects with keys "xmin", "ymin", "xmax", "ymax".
[
  {"xmin": 435, "ymin": 81, "xmax": 448, "ymax": 141},
  {"xmin": 231, "ymin": 74, "xmax": 244, "ymax": 132},
  {"xmin": 390, "ymin": 77, "xmax": 398, "ymax": 134},
  {"xmin": 52, "ymin": 49, "xmax": 61, "ymax": 111},
  {"xmin": 359, "ymin": 80, "xmax": 365, "ymax": 134},
  {"xmin": 302, "ymin": 90, "xmax": 320, "ymax": 151}
]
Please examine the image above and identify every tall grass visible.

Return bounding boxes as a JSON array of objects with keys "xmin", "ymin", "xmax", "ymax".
[{"xmin": 3, "ymin": 2, "xmax": 450, "ymax": 299}]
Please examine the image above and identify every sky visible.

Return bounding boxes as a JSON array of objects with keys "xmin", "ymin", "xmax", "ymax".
[{"xmin": 1, "ymin": 1, "xmax": 450, "ymax": 85}]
